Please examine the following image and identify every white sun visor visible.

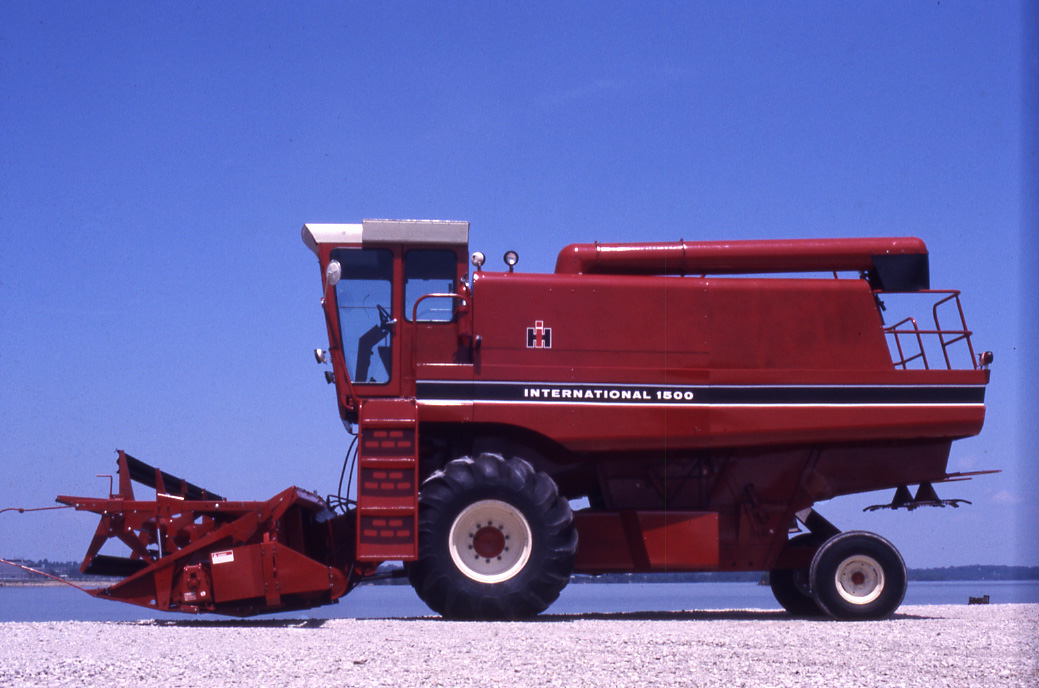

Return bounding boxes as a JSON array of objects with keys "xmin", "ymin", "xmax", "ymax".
[
  {"xmin": 301, "ymin": 223, "xmax": 363, "ymax": 254},
  {"xmin": 302, "ymin": 220, "xmax": 469, "ymax": 255}
]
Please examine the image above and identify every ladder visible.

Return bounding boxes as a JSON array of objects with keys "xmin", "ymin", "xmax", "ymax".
[{"xmin": 356, "ymin": 398, "xmax": 420, "ymax": 561}]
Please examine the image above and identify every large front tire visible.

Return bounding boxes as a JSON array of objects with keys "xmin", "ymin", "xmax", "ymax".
[
  {"xmin": 810, "ymin": 531, "xmax": 907, "ymax": 620},
  {"xmin": 406, "ymin": 453, "xmax": 577, "ymax": 620}
]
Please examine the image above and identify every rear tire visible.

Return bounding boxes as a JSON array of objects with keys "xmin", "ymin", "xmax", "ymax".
[
  {"xmin": 810, "ymin": 531, "xmax": 907, "ymax": 620},
  {"xmin": 769, "ymin": 534, "xmax": 824, "ymax": 617},
  {"xmin": 406, "ymin": 453, "xmax": 577, "ymax": 620}
]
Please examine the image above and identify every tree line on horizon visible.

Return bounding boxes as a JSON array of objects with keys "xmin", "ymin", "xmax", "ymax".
[{"xmin": 2, "ymin": 560, "xmax": 1037, "ymax": 584}]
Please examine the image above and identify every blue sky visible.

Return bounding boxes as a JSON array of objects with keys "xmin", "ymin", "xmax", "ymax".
[{"xmin": 1, "ymin": 2, "xmax": 1035, "ymax": 568}]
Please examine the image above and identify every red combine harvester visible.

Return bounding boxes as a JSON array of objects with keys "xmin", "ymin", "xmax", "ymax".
[{"xmin": 58, "ymin": 220, "xmax": 994, "ymax": 620}]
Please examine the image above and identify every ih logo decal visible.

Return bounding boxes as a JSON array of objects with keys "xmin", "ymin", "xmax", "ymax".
[{"xmin": 527, "ymin": 320, "xmax": 552, "ymax": 349}]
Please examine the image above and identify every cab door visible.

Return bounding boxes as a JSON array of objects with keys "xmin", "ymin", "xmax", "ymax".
[{"xmin": 401, "ymin": 247, "xmax": 474, "ymax": 403}]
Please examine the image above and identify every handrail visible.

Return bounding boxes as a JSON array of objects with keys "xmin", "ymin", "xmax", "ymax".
[
  {"xmin": 880, "ymin": 290, "xmax": 977, "ymax": 370},
  {"xmin": 886, "ymin": 316, "xmax": 928, "ymax": 369},
  {"xmin": 932, "ymin": 292, "xmax": 976, "ymax": 371},
  {"xmin": 410, "ymin": 292, "xmax": 470, "ymax": 324}
]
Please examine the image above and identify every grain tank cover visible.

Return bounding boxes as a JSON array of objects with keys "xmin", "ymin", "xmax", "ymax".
[{"xmin": 302, "ymin": 219, "xmax": 469, "ymax": 254}]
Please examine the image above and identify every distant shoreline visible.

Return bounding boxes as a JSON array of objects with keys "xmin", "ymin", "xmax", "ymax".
[
  {"xmin": 3, "ymin": 563, "xmax": 1038, "ymax": 588},
  {"xmin": 0, "ymin": 580, "xmax": 113, "ymax": 589}
]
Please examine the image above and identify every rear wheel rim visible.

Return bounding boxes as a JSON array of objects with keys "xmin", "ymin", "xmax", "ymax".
[
  {"xmin": 834, "ymin": 554, "xmax": 885, "ymax": 605},
  {"xmin": 448, "ymin": 500, "xmax": 532, "ymax": 583}
]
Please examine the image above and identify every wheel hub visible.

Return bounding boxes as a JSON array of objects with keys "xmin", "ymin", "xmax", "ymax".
[
  {"xmin": 448, "ymin": 499, "xmax": 533, "ymax": 584},
  {"xmin": 472, "ymin": 526, "xmax": 506, "ymax": 559},
  {"xmin": 834, "ymin": 554, "xmax": 885, "ymax": 605}
]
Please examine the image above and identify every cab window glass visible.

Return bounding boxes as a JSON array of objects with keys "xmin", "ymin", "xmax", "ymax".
[
  {"xmin": 405, "ymin": 250, "xmax": 457, "ymax": 322},
  {"xmin": 331, "ymin": 248, "xmax": 393, "ymax": 384}
]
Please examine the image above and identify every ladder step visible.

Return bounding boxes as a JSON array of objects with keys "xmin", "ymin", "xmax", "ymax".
[{"xmin": 357, "ymin": 399, "xmax": 419, "ymax": 561}]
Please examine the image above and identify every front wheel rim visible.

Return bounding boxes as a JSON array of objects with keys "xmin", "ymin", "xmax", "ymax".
[
  {"xmin": 448, "ymin": 500, "xmax": 533, "ymax": 583},
  {"xmin": 834, "ymin": 554, "xmax": 885, "ymax": 605}
]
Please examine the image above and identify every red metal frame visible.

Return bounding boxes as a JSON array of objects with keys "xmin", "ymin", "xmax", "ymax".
[
  {"xmin": 883, "ymin": 290, "xmax": 978, "ymax": 370},
  {"xmin": 57, "ymin": 451, "xmax": 356, "ymax": 616}
]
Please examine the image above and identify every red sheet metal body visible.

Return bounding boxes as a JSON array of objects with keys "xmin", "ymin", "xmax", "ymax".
[
  {"xmin": 309, "ymin": 232, "xmax": 987, "ymax": 575},
  {"xmin": 56, "ymin": 451, "xmax": 357, "ymax": 617}
]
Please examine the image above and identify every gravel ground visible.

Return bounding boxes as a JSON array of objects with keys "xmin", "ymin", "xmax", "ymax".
[{"xmin": 1, "ymin": 604, "xmax": 1036, "ymax": 688}]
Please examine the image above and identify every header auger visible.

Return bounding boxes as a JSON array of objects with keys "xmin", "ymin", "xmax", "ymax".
[{"xmin": 58, "ymin": 220, "xmax": 994, "ymax": 620}]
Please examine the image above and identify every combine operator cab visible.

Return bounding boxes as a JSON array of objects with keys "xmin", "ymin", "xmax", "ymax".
[
  {"xmin": 303, "ymin": 220, "xmax": 473, "ymax": 418},
  {"xmin": 55, "ymin": 219, "xmax": 993, "ymax": 621}
]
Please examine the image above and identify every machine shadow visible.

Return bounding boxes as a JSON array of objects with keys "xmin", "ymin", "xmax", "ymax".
[
  {"xmin": 137, "ymin": 608, "xmax": 934, "ymax": 627},
  {"xmin": 362, "ymin": 609, "xmax": 935, "ymax": 623},
  {"xmin": 147, "ymin": 618, "xmax": 331, "ymax": 629}
]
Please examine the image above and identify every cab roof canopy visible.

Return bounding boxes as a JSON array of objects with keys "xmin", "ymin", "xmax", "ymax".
[{"xmin": 302, "ymin": 219, "xmax": 469, "ymax": 254}]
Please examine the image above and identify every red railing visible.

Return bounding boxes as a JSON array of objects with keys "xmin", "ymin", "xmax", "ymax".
[{"xmin": 883, "ymin": 291, "xmax": 978, "ymax": 370}]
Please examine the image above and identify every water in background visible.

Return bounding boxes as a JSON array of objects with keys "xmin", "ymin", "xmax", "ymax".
[{"xmin": 2, "ymin": 580, "xmax": 1036, "ymax": 623}]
